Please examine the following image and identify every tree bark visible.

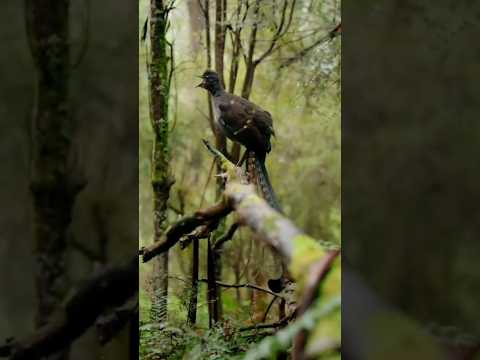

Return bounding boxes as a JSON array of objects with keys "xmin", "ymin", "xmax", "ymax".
[
  {"xmin": 148, "ymin": 0, "xmax": 173, "ymax": 322},
  {"xmin": 207, "ymin": 238, "xmax": 220, "ymax": 326},
  {"xmin": 241, "ymin": 0, "xmax": 260, "ymax": 99},
  {"xmin": 214, "ymin": 0, "xmax": 226, "ymax": 87},
  {"xmin": 26, "ymin": 1, "xmax": 82, "ymax": 358},
  {"xmin": 186, "ymin": 0, "xmax": 203, "ymax": 54},
  {"xmin": 187, "ymin": 238, "xmax": 199, "ymax": 325},
  {"xmin": 207, "ymin": 0, "xmax": 230, "ymax": 325}
]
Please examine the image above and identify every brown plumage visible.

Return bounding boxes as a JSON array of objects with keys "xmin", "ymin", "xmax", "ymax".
[
  {"xmin": 197, "ymin": 70, "xmax": 274, "ymax": 159},
  {"xmin": 197, "ymin": 69, "xmax": 281, "ymax": 211}
]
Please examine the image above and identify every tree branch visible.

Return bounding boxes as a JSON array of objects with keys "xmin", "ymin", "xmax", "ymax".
[
  {"xmin": 140, "ymin": 201, "xmax": 232, "ymax": 262},
  {"xmin": 280, "ymin": 22, "xmax": 341, "ymax": 68},
  {"xmin": 96, "ymin": 296, "xmax": 139, "ymax": 345},
  {"xmin": 241, "ymin": 0, "xmax": 260, "ymax": 98},
  {"xmin": 292, "ymin": 250, "xmax": 340, "ymax": 359},
  {"xmin": 198, "ymin": 279, "xmax": 285, "ymax": 299},
  {"xmin": 254, "ymin": 0, "xmax": 297, "ymax": 66},
  {"xmin": 0, "ymin": 256, "xmax": 138, "ymax": 359},
  {"xmin": 239, "ymin": 314, "xmax": 294, "ymax": 332},
  {"xmin": 214, "ymin": 222, "xmax": 239, "ymax": 250}
]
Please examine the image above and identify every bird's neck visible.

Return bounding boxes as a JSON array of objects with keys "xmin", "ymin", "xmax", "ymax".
[{"xmin": 209, "ymin": 84, "xmax": 224, "ymax": 97}]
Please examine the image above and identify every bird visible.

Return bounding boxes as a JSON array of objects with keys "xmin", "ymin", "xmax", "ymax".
[{"xmin": 197, "ymin": 69, "xmax": 281, "ymax": 212}]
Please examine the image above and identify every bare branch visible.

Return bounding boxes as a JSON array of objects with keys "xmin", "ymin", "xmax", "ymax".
[
  {"xmin": 262, "ymin": 297, "xmax": 279, "ymax": 322},
  {"xmin": 140, "ymin": 201, "xmax": 232, "ymax": 262},
  {"xmin": 198, "ymin": 279, "xmax": 284, "ymax": 299},
  {"xmin": 179, "ymin": 222, "xmax": 215, "ymax": 249},
  {"xmin": 214, "ymin": 222, "xmax": 239, "ymax": 250},
  {"xmin": 97, "ymin": 297, "xmax": 139, "ymax": 345},
  {"xmin": 254, "ymin": 0, "xmax": 297, "ymax": 66},
  {"xmin": 241, "ymin": 0, "xmax": 260, "ymax": 98},
  {"xmin": 168, "ymin": 203, "xmax": 184, "ymax": 215},
  {"xmin": 0, "ymin": 256, "xmax": 138, "ymax": 359},
  {"xmin": 280, "ymin": 23, "xmax": 341, "ymax": 68},
  {"xmin": 239, "ymin": 314, "xmax": 294, "ymax": 332}
]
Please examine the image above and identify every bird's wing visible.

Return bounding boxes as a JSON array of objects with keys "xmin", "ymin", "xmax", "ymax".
[
  {"xmin": 231, "ymin": 95, "xmax": 275, "ymax": 137},
  {"xmin": 218, "ymin": 98, "xmax": 252, "ymax": 131},
  {"xmin": 218, "ymin": 94, "xmax": 274, "ymax": 154},
  {"xmin": 253, "ymin": 110, "xmax": 275, "ymax": 137}
]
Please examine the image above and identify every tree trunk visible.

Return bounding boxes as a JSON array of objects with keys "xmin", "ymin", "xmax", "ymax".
[
  {"xmin": 207, "ymin": 238, "xmax": 220, "ymax": 326},
  {"xmin": 148, "ymin": 0, "xmax": 173, "ymax": 322},
  {"xmin": 187, "ymin": 238, "xmax": 199, "ymax": 325},
  {"xmin": 207, "ymin": 0, "xmax": 230, "ymax": 325},
  {"xmin": 186, "ymin": 0, "xmax": 203, "ymax": 54},
  {"xmin": 26, "ymin": 1, "xmax": 81, "ymax": 359},
  {"xmin": 214, "ymin": 0, "xmax": 226, "ymax": 87}
]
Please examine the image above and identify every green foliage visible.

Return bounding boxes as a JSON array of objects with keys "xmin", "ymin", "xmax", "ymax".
[
  {"xmin": 244, "ymin": 297, "xmax": 341, "ymax": 360},
  {"xmin": 140, "ymin": 319, "xmax": 260, "ymax": 359}
]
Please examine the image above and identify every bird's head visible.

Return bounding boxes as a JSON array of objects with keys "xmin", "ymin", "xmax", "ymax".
[{"xmin": 196, "ymin": 70, "xmax": 222, "ymax": 93}]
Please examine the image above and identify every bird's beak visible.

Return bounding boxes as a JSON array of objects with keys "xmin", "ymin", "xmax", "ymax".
[{"xmin": 196, "ymin": 76, "xmax": 205, "ymax": 88}]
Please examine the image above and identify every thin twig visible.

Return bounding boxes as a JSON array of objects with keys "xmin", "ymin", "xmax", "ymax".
[
  {"xmin": 198, "ymin": 279, "xmax": 284, "ymax": 300},
  {"xmin": 199, "ymin": 158, "xmax": 215, "ymax": 208},
  {"xmin": 254, "ymin": 0, "xmax": 297, "ymax": 66},
  {"xmin": 262, "ymin": 297, "xmax": 278, "ymax": 322},
  {"xmin": 214, "ymin": 222, "xmax": 239, "ymax": 250},
  {"xmin": 239, "ymin": 314, "xmax": 293, "ymax": 332},
  {"xmin": 280, "ymin": 23, "xmax": 341, "ymax": 68}
]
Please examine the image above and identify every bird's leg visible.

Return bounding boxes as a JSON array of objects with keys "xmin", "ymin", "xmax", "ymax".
[{"xmin": 236, "ymin": 149, "xmax": 248, "ymax": 167}]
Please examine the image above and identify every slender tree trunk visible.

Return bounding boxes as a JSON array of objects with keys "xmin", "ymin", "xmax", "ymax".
[
  {"xmin": 214, "ymin": 0, "xmax": 226, "ymax": 87},
  {"xmin": 206, "ymin": 0, "xmax": 229, "ymax": 326},
  {"xmin": 186, "ymin": 0, "xmax": 211, "ymax": 328},
  {"xmin": 207, "ymin": 238, "xmax": 220, "ymax": 326},
  {"xmin": 187, "ymin": 238, "xmax": 199, "ymax": 325},
  {"xmin": 148, "ymin": 0, "xmax": 173, "ymax": 322},
  {"xmin": 212, "ymin": 238, "xmax": 223, "ymax": 320},
  {"xmin": 25, "ymin": 1, "xmax": 83, "ymax": 359},
  {"xmin": 241, "ymin": 0, "xmax": 260, "ymax": 99},
  {"xmin": 200, "ymin": 0, "xmax": 223, "ymax": 327},
  {"xmin": 212, "ymin": 0, "xmax": 227, "ymax": 157},
  {"xmin": 186, "ymin": 0, "xmax": 203, "ymax": 54}
]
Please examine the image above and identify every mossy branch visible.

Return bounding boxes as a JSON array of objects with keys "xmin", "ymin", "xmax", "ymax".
[{"xmin": 142, "ymin": 141, "xmax": 341, "ymax": 298}]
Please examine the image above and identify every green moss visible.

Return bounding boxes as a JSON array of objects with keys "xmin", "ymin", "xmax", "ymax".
[
  {"xmin": 262, "ymin": 213, "xmax": 280, "ymax": 233},
  {"xmin": 290, "ymin": 234, "xmax": 326, "ymax": 289}
]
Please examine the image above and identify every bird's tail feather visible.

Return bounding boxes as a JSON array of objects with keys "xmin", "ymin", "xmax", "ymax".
[
  {"xmin": 247, "ymin": 151, "xmax": 282, "ymax": 213},
  {"xmin": 247, "ymin": 151, "xmax": 289, "ymax": 284}
]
